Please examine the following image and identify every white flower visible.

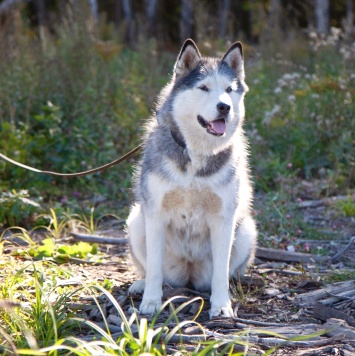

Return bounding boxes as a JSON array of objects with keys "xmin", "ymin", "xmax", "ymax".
[
  {"xmin": 262, "ymin": 105, "xmax": 281, "ymax": 126},
  {"xmin": 274, "ymin": 87, "xmax": 282, "ymax": 94},
  {"xmin": 288, "ymin": 95, "xmax": 296, "ymax": 102}
]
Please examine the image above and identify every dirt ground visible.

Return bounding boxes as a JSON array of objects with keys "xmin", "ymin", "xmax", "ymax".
[{"xmin": 2, "ymin": 191, "xmax": 355, "ymax": 355}]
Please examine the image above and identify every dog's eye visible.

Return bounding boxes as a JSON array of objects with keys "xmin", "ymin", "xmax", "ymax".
[
  {"xmin": 226, "ymin": 86, "xmax": 233, "ymax": 93},
  {"xmin": 199, "ymin": 84, "xmax": 209, "ymax": 92}
]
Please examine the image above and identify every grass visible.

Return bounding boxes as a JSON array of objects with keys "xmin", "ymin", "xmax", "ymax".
[{"xmin": 0, "ymin": 257, "xmax": 266, "ymax": 355}]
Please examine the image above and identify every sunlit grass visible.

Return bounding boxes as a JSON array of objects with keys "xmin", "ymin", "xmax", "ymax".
[{"xmin": 0, "ymin": 261, "xmax": 267, "ymax": 355}]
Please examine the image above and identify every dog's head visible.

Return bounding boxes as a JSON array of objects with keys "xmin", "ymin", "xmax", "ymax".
[{"xmin": 168, "ymin": 39, "xmax": 248, "ymax": 153}]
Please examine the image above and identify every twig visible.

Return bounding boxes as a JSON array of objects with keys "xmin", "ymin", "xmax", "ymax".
[
  {"xmin": 331, "ymin": 236, "xmax": 355, "ymax": 263},
  {"xmin": 232, "ymin": 317, "xmax": 289, "ymax": 327},
  {"xmin": 257, "ymin": 268, "xmax": 303, "ymax": 276},
  {"xmin": 204, "ymin": 329, "xmax": 337, "ymax": 348},
  {"xmin": 298, "ymin": 194, "xmax": 355, "ymax": 209}
]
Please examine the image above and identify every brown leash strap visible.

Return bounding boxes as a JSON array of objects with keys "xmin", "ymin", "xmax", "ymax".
[{"xmin": 0, "ymin": 144, "xmax": 142, "ymax": 177}]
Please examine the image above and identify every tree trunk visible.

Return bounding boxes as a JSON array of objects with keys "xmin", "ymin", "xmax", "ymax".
[
  {"xmin": 180, "ymin": 0, "xmax": 192, "ymax": 42},
  {"xmin": 345, "ymin": 0, "xmax": 354, "ymax": 38},
  {"xmin": 34, "ymin": 0, "xmax": 46, "ymax": 27},
  {"xmin": 315, "ymin": 0, "xmax": 329, "ymax": 34},
  {"xmin": 122, "ymin": 0, "xmax": 134, "ymax": 44},
  {"xmin": 145, "ymin": 0, "xmax": 157, "ymax": 35},
  {"xmin": 267, "ymin": 0, "xmax": 281, "ymax": 40},
  {"xmin": 88, "ymin": 0, "xmax": 98, "ymax": 24},
  {"xmin": 219, "ymin": 0, "xmax": 230, "ymax": 39}
]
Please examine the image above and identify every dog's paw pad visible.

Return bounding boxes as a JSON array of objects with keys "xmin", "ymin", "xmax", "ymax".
[
  {"xmin": 139, "ymin": 300, "xmax": 162, "ymax": 315},
  {"xmin": 128, "ymin": 279, "xmax": 145, "ymax": 294}
]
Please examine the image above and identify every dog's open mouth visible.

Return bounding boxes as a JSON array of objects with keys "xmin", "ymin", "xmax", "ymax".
[{"xmin": 197, "ymin": 115, "xmax": 226, "ymax": 137}]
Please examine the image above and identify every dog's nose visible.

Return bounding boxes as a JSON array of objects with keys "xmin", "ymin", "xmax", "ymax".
[{"xmin": 217, "ymin": 102, "xmax": 230, "ymax": 115}]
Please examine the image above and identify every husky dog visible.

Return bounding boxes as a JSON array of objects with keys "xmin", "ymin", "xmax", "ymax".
[{"xmin": 127, "ymin": 39, "xmax": 257, "ymax": 318}]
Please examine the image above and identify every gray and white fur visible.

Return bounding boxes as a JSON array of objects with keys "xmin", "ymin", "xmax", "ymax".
[{"xmin": 127, "ymin": 39, "xmax": 257, "ymax": 318}]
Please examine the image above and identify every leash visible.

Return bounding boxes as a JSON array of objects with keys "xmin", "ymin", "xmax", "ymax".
[{"xmin": 0, "ymin": 144, "xmax": 142, "ymax": 177}]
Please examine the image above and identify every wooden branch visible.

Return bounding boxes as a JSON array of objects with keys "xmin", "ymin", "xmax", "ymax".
[
  {"xmin": 70, "ymin": 232, "xmax": 128, "ymax": 245},
  {"xmin": 204, "ymin": 329, "xmax": 337, "ymax": 348},
  {"xmin": 313, "ymin": 302, "xmax": 355, "ymax": 327},
  {"xmin": 331, "ymin": 236, "xmax": 355, "ymax": 263},
  {"xmin": 295, "ymin": 280, "xmax": 355, "ymax": 307},
  {"xmin": 233, "ymin": 317, "xmax": 289, "ymax": 327},
  {"xmin": 234, "ymin": 323, "xmax": 324, "ymax": 340},
  {"xmin": 257, "ymin": 268, "xmax": 303, "ymax": 276},
  {"xmin": 255, "ymin": 246, "xmax": 327, "ymax": 263},
  {"xmin": 324, "ymin": 318, "xmax": 355, "ymax": 339},
  {"xmin": 298, "ymin": 194, "xmax": 355, "ymax": 209},
  {"xmin": 297, "ymin": 346, "xmax": 341, "ymax": 356}
]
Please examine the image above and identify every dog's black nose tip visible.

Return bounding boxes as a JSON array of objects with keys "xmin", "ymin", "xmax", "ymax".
[{"xmin": 217, "ymin": 102, "xmax": 230, "ymax": 114}]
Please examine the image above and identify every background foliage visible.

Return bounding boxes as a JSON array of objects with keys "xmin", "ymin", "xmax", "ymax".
[{"xmin": 0, "ymin": 0, "xmax": 354, "ymax": 228}]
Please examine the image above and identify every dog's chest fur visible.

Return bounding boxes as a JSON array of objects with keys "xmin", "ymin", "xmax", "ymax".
[{"xmin": 162, "ymin": 187, "xmax": 221, "ymax": 216}]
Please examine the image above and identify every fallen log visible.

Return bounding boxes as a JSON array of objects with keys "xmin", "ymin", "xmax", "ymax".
[
  {"xmin": 295, "ymin": 280, "xmax": 355, "ymax": 307},
  {"xmin": 255, "ymin": 246, "xmax": 328, "ymax": 263},
  {"xmin": 70, "ymin": 232, "xmax": 128, "ymax": 245}
]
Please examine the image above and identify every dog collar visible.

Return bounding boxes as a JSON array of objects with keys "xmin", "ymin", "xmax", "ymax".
[{"xmin": 171, "ymin": 130, "xmax": 186, "ymax": 149}]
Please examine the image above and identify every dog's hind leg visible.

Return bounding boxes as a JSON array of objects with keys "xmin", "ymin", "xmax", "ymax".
[{"xmin": 230, "ymin": 215, "xmax": 257, "ymax": 276}]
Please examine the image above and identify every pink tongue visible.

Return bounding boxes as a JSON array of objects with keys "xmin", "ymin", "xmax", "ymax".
[{"xmin": 210, "ymin": 119, "xmax": 226, "ymax": 134}]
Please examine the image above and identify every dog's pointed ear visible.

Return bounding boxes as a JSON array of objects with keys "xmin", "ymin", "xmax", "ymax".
[
  {"xmin": 221, "ymin": 42, "xmax": 245, "ymax": 80},
  {"xmin": 174, "ymin": 39, "xmax": 201, "ymax": 79}
]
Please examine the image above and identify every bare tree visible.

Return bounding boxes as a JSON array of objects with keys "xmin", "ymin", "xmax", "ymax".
[
  {"xmin": 88, "ymin": 0, "xmax": 98, "ymax": 24},
  {"xmin": 145, "ymin": 0, "xmax": 157, "ymax": 24},
  {"xmin": 122, "ymin": 0, "xmax": 134, "ymax": 43},
  {"xmin": 219, "ymin": 0, "xmax": 230, "ymax": 39},
  {"xmin": 180, "ymin": 0, "xmax": 192, "ymax": 41},
  {"xmin": 315, "ymin": 0, "xmax": 329, "ymax": 34},
  {"xmin": 345, "ymin": 0, "xmax": 354, "ymax": 38},
  {"xmin": 145, "ymin": 0, "xmax": 157, "ymax": 35},
  {"xmin": 267, "ymin": 0, "xmax": 281, "ymax": 40},
  {"xmin": 34, "ymin": 0, "xmax": 46, "ymax": 26}
]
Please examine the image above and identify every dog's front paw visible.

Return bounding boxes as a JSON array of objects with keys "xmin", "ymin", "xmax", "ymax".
[
  {"xmin": 210, "ymin": 300, "xmax": 234, "ymax": 318},
  {"xmin": 139, "ymin": 299, "xmax": 162, "ymax": 315},
  {"xmin": 128, "ymin": 279, "xmax": 145, "ymax": 294}
]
